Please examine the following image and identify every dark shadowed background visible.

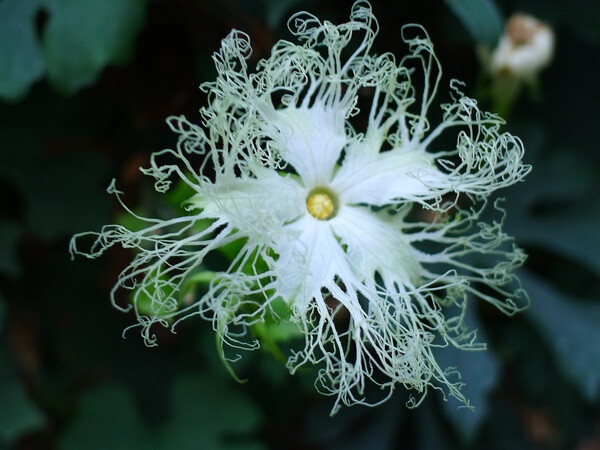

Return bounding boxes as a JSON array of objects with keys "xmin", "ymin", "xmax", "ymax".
[{"xmin": 1, "ymin": 0, "xmax": 599, "ymax": 448}]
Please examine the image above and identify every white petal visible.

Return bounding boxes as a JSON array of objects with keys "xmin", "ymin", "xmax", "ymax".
[
  {"xmin": 330, "ymin": 205, "xmax": 421, "ymax": 283},
  {"xmin": 272, "ymin": 215, "xmax": 348, "ymax": 310},
  {"xmin": 193, "ymin": 168, "xmax": 306, "ymax": 239},
  {"xmin": 331, "ymin": 146, "xmax": 445, "ymax": 206},
  {"xmin": 267, "ymin": 101, "xmax": 347, "ymax": 187}
]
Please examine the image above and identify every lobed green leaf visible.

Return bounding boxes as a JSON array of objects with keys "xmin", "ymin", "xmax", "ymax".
[
  {"xmin": 42, "ymin": 0, "xmax": 147, "ymax": 93},
  {"xmin": 0, "ymin": 352, "xmax": 45, "ymax": 443},
  {"xmin": 0, "ymin": 0, "xmax": 44, "ymax": 101},
  {"xmin": 59, "ymin": 384, "xmax": 151, "ymax": 450},
  {"xmin": 522, "ymin": 271, "xmax": 600, "ymax": 401},
  {"xmin": 158, "ymin": 374, "xmax": 264, "ymax": 450},
  {"xmin": 444, "ymin": 0, "xmax": 503, "ymax": 46}
]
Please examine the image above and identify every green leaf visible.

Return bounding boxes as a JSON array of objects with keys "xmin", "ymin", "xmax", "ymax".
[
  {"xmin": 42, "ymin": 0, "xmax": 147, "ymax": 93},
  {"xmin": 185, "ymin": 270, "xmax": 216, "ymax": 285},
  {"xmin": 437, "ymin": 305, "xmax": 499, "ymax": 442},
  {"xmin": 0, "ymin": 380, "xmax": 45, "ymax": 443},
  {"xmin": 252, "ymin": 298, "xmax": 301, "ymax": 363},
  {"xmin": 510, "ymin": 149, "xmax": 596, "ymax": 209},
  {"xmin": 160, "ymin": 374, "xmax": 264, "ymax": 450},
  {"xmin": 0, "ymin": 0, "xmax": 45, "ymax": 101},
  {"xmin": 165, "ymin": 176, "xmax": 197, "ymax": 212},
  {"xmin": 0, "ymin": 293, "xmax": 5, "ymax": 335},
  {"xmin": 521, "ymin": 270, "xmax": 600, "ymax": 401},
  {"xmin": 131, "ymin": 267, "xmax": 178, "ymax": 318},
  {"xmin": 59, "ymin": 384, "xmax": 151, "ymax": 450},
  {"xmin": 0, "ymin": 353, "xmax": 45, "ymax": 443},
  {"xmin": 115, "ymin": 210, "xmax": 151, "ymax": 234},
  {"xmin": 444, "ymin": 0, "xmax": 503, "ymax": 46},
  {"xmin": 0, "ymin": 124, "xmax": 111, "ymax": 240},
  {"xmin": 0, "ymin": 220, "xmax": 20, "ymax": 277},
  {"xmin": 218, "ymin": 239, "xmax": 270, "ymax": 275},
  {"xmin": 18, "ymin": 152, "xmax": 111, "ymax": 240},
  {"xmin": 505, "ymin": 150, "xmax": 600, "ymax": 276},
  {"xmin": 513, "ymin": 206, "xmax": 600, "ymax": 276}
]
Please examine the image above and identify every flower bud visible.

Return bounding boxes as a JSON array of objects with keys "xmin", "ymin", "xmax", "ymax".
[{"xmin": 490, "ymin": 13, "xmax": 555, "ymax": 79}]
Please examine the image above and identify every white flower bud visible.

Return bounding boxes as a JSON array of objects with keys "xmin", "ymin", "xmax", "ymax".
[{"xmin": 490, "ymin": 13, "xmax": 555, "ymax": 79}]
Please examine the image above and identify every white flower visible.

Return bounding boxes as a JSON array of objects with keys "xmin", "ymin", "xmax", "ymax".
[
  {"xmin": 490, "ymin": 13, "xmax": 555, "ymax": 79},
  {"xmin": 71, "ymin": 1, "xmax": 530, "ymax": 413}
]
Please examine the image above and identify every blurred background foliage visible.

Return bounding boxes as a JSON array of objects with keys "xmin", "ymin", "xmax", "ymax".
[{"xmin": 0, "ymin": 0, "xmax": 599, "ymax": 448}]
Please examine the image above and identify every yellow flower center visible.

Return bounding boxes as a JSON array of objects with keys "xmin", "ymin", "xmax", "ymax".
[{"xmin": 306, "ymin": 188, "xmax": 337, "ymax": 220}]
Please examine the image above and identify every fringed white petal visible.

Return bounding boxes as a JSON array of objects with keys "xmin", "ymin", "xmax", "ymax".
[
  {"xmin": 272, "ymin": 215, "xmax": 347, "ymax": 310},
  {"xmin": 266, "ymin": 102, "xmax": 347, "ymax": 187},
  {"xmin": 332, "ymin": 144, "xmax": 445, "ymax": 206},
  {"xmin": 330, "ymin": 205, "xmax": 421, "ymax": 282},
  {"xmin": 192, "ymin": 167, "xmax": 306, "ymax": 241}
]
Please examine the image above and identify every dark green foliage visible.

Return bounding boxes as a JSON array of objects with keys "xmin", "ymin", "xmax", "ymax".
[
  {"xmin": 523, "ymin": 272, "xmax": 600, "ymax": 401},
  {"xmin": 0, "ymin": 0, "xmax": 598, "ymax": 448},
  {"xmin": 157, "ymin": 375, "xmax": 264, "ymax": 449},
  {"xmin": 444, "ymin": 0, "xmax": 503, "ymax": 45},
  {"xmin": 0, "ymin": 0, "xmax": 44, "ymax": 101},
  {"xmin": 58, "ymin": 376, "xmax": 264, "ymax": 450},
  {"xmin": 43, "ymin": 0, "xmax": 147, "ymax": 92},
  {"xmin": 0, "ymin": 221, "xmax": 20, "ymax": 277},
  {"xmin": 0, "ymin": 352, "xmax": 45, "ymax": 445},
  {"xmin": 0, "ymin": 0, "xmax": 147, "ymax": 100},
  {"xmin": 436, "ymin": 305, "xmax": 499, "ymax": 442},
  {"xmin": 59, "ymin": 384, "xmax": 150, "ymax": 450}
]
